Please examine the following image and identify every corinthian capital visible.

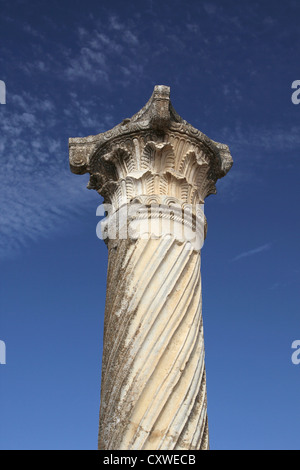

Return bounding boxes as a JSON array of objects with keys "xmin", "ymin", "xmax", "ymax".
[{"xmin": 69, "ymin": 85, "xmax": 233, "ymax": 212}]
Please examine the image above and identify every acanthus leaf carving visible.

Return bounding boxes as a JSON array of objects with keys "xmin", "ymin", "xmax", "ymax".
[{"xmin": 69, "ymin": 86, "xmax": 233, "ymax": 211}]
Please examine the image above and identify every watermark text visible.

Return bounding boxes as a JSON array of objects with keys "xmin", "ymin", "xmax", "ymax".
[
  {"xmin": 291, "ymin": 80, "xmax": 300, "ymax": 105},
  {"xmin": 0, "ymin": 340, "xmax": 6, "ymax": 364},
  {"xmin": 0, "ymin": 80, "xmax": 6, "ymax": 104},
  {"xmin": 291, "ymin": 340, "xmax": 300, "ymax": 365},
  {"xmin": 96, "ymin": 203, "xmax": 205, "ymax": 251}
]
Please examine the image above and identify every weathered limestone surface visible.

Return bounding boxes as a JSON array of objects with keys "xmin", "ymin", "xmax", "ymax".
[{"xmin": 69, "ymin": 86, "xmax": 233, "ymax": 450}]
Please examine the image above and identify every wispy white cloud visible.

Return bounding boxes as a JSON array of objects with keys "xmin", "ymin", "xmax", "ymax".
[
  {"xmin": 232, "ymin": 243, "xmax": 272, "ymax": 262},
  {"xmin": 22, "ymin": 23, "xmax": 45, "ymax": 40},
  {"xmin": 20, "ymin": 59, "xmax": 50, "ymax": 75},
  {"xmin": 0, "ymin": 90, "xmax": 97, "ymax": 259},
  {"xmin": 270, "ymin": 270, "xmax": 300, "ymax": 290},
  {"xmin": 109, "ymin": 15, "xmax": 124, "ymax": 31},
  {"xmin": 64, "ymin": 20, "xmax": 144, "ymax": 84},
  {"xmin": 123, "ymin": 30, "xmax": 139, "ymax": 46},
  {"xmin": 203, "ymin": 2, "xmax": 217, "ymax": 15},
  {"xmin": 65, "ymin": 47, "xmax": 108, "ymax": 82},
  {"xmin": 222, "ymin": 125, "xmax": 300, "ymax": 152},
  {"xmin": 64, "ymin": 91, "xmax": 115, "ymax": 132}
]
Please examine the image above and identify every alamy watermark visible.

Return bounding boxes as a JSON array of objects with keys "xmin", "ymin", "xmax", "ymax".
[
  {"xmin": 0, "ymin": 340, "xmax": 6, "ymax": 365},
  {"xmin": 291, "ymin": 80, "xmax": 300, "ymax": 105},
  {"xmin": 291, "ymin": 340, "xmax": 300, "ymax": 365},
  {"xmin": 0, "ymin": 80, "xmax": 6, "ymax": 104},
  {"xmin": 96, "ymin": 203, "xmax": 206, "ymax": 251}
]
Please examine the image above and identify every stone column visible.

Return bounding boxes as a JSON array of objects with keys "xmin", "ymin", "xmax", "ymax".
[{"xmin": 69, "ymin": 86, "xmax": 233, "ymax": 450}]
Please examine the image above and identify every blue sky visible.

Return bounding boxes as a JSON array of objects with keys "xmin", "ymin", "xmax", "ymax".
[{"xmin": 0, "ymin": 0, "xmax": 299, "ymax": 450}]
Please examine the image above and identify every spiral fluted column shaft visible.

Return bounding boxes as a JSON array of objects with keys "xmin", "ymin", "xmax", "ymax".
[{"xmin": 98, "ymin": 235, "xmax": 208, "ymax": 450}]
